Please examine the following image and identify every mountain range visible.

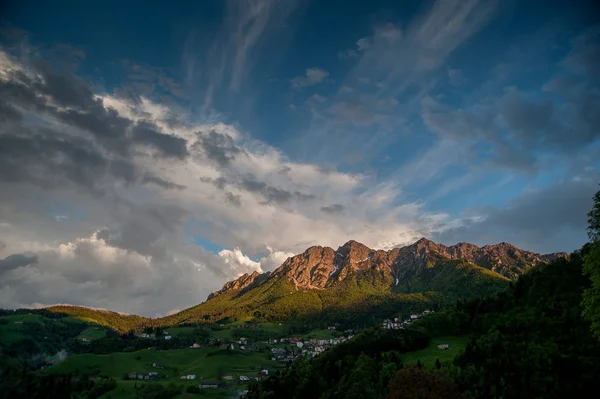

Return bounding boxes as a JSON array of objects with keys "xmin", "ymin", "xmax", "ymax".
[{"xmin": 44, "ymin": 238, "xmax": 566, "ymax": 332}]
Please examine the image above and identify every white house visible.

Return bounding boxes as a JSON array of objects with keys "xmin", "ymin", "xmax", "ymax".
[
  {"xmin": 296, "ymin": 342, "xmax": 304, "ymax": 348},
  {"xmin": 181, "ymin": 374, "xmax": 196, "ymax": 380},
  {"xmin": 437, "ymin": 344, "xmax": 450, "ymax": 350},
  {"xmin": 239, "ymin": 375, "xmax": 252, "ymax": 381},
  {"xmin": 164, "ymin": 335, "xmax": 172, "ymax": 340}
]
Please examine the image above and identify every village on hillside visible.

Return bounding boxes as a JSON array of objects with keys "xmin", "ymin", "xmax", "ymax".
[{"xmin": 381, "ymin": 309, "xmax": 435, "ymax": 330}]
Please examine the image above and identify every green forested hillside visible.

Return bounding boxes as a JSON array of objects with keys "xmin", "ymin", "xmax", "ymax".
[
  {"xmin": 160, "ymin": 270, "xmax": 437, "ymax": 327},
  {"xmin": 248, "ymin": 245, "xmax": 599, "ymax": 399},
  {"xmin": 44, "ymin": 306, "xmax": 148, "ymax": 334},
  {"xmin": 394, "ymin": 260, "xmax": 510, "ymax": 299}
]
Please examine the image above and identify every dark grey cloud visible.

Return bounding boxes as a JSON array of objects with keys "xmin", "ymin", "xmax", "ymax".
[
  {"xmin": 195, "ymin": 131, "xmax": 242, "ymax": 167},
  {"xmin": 0, "ymin": 130, "xmax": 109, "ymax": 189},
  {"xmin": 199, "ymin": 176, "xmax": 227, "ymax": 190},
  {"xmin": 432, "ymin": 176, "xmax": 599, "ymax": 253},
  {"xmin": 225, "ymin": 192, "xmax": 242, "ymax": 206},
  {"xmin": 32, "ymin": 59, "xmax": 97, "ymax": 109},
  {"xmin": 141, "ymin": 175, "xmax": 187, "ymax": 190},
  {"xmin": 321, "ymin": 204, "xmax": 345, "ymax": 214},
  {"xmin": 199, "ymin": 174, "xmax": 315, "ymax": 205},
  {"xmin": 239, "ymin": 175, "xmax": 316, "ymax": 204},
  {"xmin": 101, "ymin": 202, "xmax": 189, "ymax": 259},
  {"xmin": 0, "ymin": 49, "xmax": 186, "ymax": 192},
  {"xmin": 0, "ymin": 101, "xmax": 23, "ymax": 124},
  {"xmin": 278, "ymin": 166, "xmax": 291, "ymax": 175},
  {"xmin": 0, "ymin": 253, "xmax": 38, "ymax": 273},
  {"xmin": 132, "ymin": 122, "xmax": 189, "ymax": 158}
]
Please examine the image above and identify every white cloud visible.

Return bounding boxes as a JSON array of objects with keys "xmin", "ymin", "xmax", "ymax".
[
  {"xmin": 291, "ymin": 67, "xmax": 330, "ymax": 89},
  {"xmin": 0, "ymin": 48, "xmax": 455, "ymax": 315},
  {"xmin": 218, "ymin": 248, "xmax": 262, "ymax": 275}
]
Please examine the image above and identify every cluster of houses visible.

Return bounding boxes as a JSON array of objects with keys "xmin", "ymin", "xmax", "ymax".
[
  {"xmin": 135, "ymin": 331, "xmax": 172, "ymax": 340},
  {"xmin": 219, "ymin": 369, "xmax": 269, "ymax": 384},
  {"xmin": 267, "ymin": 334, "xmax": 355, "ymax": 361},
  {"xmin": 382, "ymin": 309, "xmax": 435, "ymax": 330},
  {"xmin": 127, "ymin": 371, "xmax": 159, "ymax": 381}
]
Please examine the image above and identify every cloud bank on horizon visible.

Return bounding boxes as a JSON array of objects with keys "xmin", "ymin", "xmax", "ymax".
[{"xmin": 0, "ymin": 0, "xmax": 598, "ymax": 316}]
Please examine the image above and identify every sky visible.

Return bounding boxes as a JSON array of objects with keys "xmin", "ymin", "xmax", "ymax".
[{"xmin": 0, "ymin": 0, "xmax": 599, "ymax": 316}]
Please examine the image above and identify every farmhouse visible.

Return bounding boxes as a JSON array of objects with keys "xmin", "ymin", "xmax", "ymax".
[
  {"xmin": 181, "ymin": 374, "xmax": 196, "ymax": 380},
  {"xmin": 437, "ymin": 344, "xmax": 450, "ymax": 350},
  {"xmin": 199, "ymin": 381, "xmax": 221, "ymax": 389},
  {"xmin": 221, "ymin": 375, "xmax": 235, "ymax": 380}
]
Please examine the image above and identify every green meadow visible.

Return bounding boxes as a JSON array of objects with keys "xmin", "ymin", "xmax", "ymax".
[
  {"xmin": 400, "ymin": 335, "xmax": 470, "ymax": 368},
  {"xmin": 47, "ymin": 347, "xmax": 276, "ymax": 380}
]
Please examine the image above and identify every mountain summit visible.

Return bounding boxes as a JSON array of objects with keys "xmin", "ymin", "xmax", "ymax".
[{"xmin": 209, "ymin": 238, "xmax": 565, "ymax": 299}]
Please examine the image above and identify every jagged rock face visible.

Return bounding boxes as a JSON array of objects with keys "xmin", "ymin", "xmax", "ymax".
[
  {"xmin": 207, "ymin": 271, "xmax": 262, "ymax": 300},
  {"xmin": 272, "ymin": 246, "xmax": 336, "ymax": 289},
  {"xmin": 208, "ymin": 238, "xmax": 568, "ymax": 297}
]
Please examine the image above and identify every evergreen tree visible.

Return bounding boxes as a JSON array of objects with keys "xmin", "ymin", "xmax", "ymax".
[{"xmin": 583, "ymin": 188, "xmax": 600, "ymax": 340}]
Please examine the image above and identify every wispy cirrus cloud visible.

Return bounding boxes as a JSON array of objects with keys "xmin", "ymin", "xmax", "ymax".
[{"xmin": 183, "ymin": 0, "xmax": 300, "ymax": 112}]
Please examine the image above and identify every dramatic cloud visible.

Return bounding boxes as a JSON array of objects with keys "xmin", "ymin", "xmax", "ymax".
[
  {"xmin": 1, "ymin": 2, "xmax": 597, "ymax": 315},
  {"xmin": 0, "ymin": 253, "xmax": 38, "ymax": 273},
  {"xmin": 0, "ymin": 43, "xmax": 452, "ymax": 314}
]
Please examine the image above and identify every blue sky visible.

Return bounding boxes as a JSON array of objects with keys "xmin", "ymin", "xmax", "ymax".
[{"xmin": 0, "ymin": 0, "xmax": 598, "ymax": 315}]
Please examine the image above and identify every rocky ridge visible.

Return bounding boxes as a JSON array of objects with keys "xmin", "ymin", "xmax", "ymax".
[{"xmin": 208, "ymin": 238, "xmax": 567, "ymax": 299}]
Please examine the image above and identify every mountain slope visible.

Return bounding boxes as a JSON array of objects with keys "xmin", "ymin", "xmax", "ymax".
[
  {"xmin": 161, "ymin": 238, "xmax": 563, "ymax": 326},
  {"xmin": 40, "ymin": 238, "xmax": 565, "ymax": 331}
]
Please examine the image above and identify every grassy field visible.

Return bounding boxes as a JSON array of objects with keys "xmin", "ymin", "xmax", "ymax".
[
  {"xmin": 47, "ymin": 347, "xmax": 275, "ymax": 381},
  {"xmin": 0, "ymin": 314, "xmax": 45, "ymax": 342},
  {"xmin": 77, "ymin": 326, "xmax": 107, "ymax": 340},
  {"xmin": 401, "ymin": 335, "xmax": 470, "ymax": 368},
  {"xmin": 48, "ymin": 347, "xmax": 277, "ymax": 398},
  {"xmin": 0, "ymin": 314, "xmax": 88, "ymax": 343},
  {"xmin": 97, "ymin": 380, "xmax": 240, "ymax": 399},
  {"xmin": 301, "ymin": 329, "xmax": 338, "ymax": 339}
]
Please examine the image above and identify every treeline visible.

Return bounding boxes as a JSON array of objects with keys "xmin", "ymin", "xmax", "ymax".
[
  {"xmin": 0, "ymin": 368, "xmax": 116, "ymax": 399},
  {"xmin": 448, "ymin": 245, "xmax": 600, "ymax": 398}
]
